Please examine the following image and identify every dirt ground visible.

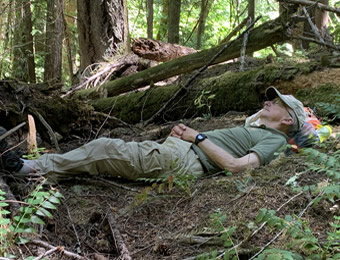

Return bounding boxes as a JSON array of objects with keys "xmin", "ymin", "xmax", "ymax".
[{"xmin": 3, "ymin": 111, "xmax": 339, "ymax": 260}]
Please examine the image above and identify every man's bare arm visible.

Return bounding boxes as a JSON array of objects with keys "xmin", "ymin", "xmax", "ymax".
[{"xmin": 170, "ymin": 124, "xmax": 260, "ymax": 173}]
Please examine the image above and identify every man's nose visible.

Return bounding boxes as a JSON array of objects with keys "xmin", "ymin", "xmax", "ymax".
[{"xmin": 264, "ymin": 101, "xmax": 271, "ymax": 106}]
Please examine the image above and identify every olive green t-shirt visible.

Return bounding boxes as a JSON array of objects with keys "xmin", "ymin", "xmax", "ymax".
[{"xmin": 191, "ymin": 126, "xmax": 288, "ymax": 173}]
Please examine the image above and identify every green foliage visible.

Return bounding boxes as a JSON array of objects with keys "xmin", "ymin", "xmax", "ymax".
[
  {"xmin": 255, "ymin": 249, "xmax": 303, "ymax": 260},
  {"xmin": 22, "ymin": 147, "xmax": 46, "ymax": 160},
  {"xmin": 197, "ymin": 210, "xmax": 238, "ymax": 260},
  {"xmin": 0, "ymin": 184, "xmax": 63, "ymax": 257},
  {"xmin": 254, "ymin": 208, "xmax": 339, "ymax": 259},
  {"xmin": 137, "ymin": 159, "xmax": 197, "ymax": 198},
  {"xmin": 316, "ymin": 94, "xmax": 340, "ymax": 120},
  {"xmin": 194, "ymin": 90, "xmax": 216, "ymax": 119}
]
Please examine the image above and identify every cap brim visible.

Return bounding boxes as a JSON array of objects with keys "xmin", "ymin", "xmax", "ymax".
[{"xmin": 265, "ymin": 86, "xmax": 300, "ymax": 130}]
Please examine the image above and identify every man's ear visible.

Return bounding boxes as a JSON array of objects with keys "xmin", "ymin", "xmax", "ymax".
[{"xmin": 281, "ymin": 117, "xmax": 294, "ymax": 126}]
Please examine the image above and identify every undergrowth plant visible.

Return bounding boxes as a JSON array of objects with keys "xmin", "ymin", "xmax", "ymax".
[
  {"xmin": 22, "ymin": 147, "xmax": 46, "ymax": 160},
  {"xmin": 0, "ymin": 183, "xmax": 63, "ymax": 258},
  {"xmin": 137, "ymin": 159, "xmax": 197, "ymax": 200},
  {"xmin": 316, "ymin": 94, "xmax": 340, "ymax": 120},
  {"xmin": 194, "ymin": 89, "xmax": 216, "ymax": 119}
]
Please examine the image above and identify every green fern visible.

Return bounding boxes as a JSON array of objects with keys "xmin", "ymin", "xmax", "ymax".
[
  {"xmin": 0, "ymin": 184, "xmax": 63, "ymax": 257},
  {"xmin": 303, "ymin": 148, "xmax": 340, "ymax": 180},
  {"xmin": 316, "ymin": 94, "xmax": 340, "ymax": 119}
]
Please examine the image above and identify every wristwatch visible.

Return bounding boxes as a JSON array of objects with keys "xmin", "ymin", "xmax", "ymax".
[{"xmin": 195, "ymin": 133, "xmax": 207, "ymax": 145}]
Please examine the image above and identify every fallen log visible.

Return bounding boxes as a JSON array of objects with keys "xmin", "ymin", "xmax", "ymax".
[
  {"xmin": 77, "ymin": 17, "xmax": 289, "ymax": 99},
  {"xmin": 90, "ymin": 62, "xmax": 328, "ymax": 124}
]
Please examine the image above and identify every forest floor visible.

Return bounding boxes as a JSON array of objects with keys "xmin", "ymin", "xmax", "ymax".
[
  {"xmin": 2, "ymin": 60, "xmax": 339, "ymax": 259},
  {"xmin": 6, "ymin": 110, "xmax": 339, "ymax": 260}
]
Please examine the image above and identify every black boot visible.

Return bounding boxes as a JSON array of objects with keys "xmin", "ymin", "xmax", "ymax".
[{"xmin": 0, "ymin": 127, "xmax": 23, "ymax": 172}]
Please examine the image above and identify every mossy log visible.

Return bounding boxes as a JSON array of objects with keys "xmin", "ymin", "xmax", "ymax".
[
  {"xmin": 77, "ymin": 17, "xmax": 289, "ymax": 99},
  {"xmin": 90, "ymin": 62, "xmax": 322, "ymax": 125}
]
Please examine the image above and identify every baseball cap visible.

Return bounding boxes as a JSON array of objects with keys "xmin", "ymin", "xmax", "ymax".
[{"xmin": 265, "ymin": 86, "xmax": 306, "ymax": 131}]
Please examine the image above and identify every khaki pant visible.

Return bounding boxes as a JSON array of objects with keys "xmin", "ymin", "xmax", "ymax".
[{"xmin": 36, "ymin": 137, "xmax": 204, "ymax": 181}]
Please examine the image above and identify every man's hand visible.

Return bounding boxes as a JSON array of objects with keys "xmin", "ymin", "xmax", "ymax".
[{"xmin": 170, "ymin": 124, "xmax": 198, "ymax": 143}]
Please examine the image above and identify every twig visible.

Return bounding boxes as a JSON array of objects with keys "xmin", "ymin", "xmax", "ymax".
[
  {"xmin": 30, "ymin": 239, "xmax": 85, "ymax": 259},
  {"xmin": 34, "ymin": 247, "xmax": 59, "ymax": 260},
  {"xmin": 219, "ymin": 16, "xmax": 249, "ymax": 45},
  {"xmin": 0, "ymin": 122, "xmax": 26, "ymax": 142},
  {"xmin": 248, "ymin": 192, "xmax": 323, "ymax": 260},
  {"xmin": 66, "ymin": 205, "xmax": 82, "ymax": 254},
  {"xmin": 92, "ymin": 111, "xmax": 139, "ymax": 134},
  {"xmin": 31, "ymin": 110, "xmax": 61, "ymax": 153},
  {"xmin": 144, "ymin": 15, "xmax": 262, "ymax": 126},
  {"xmin": 302, "ymin": 7, "xmax": 325, "ymax": 44},
  {"xmin": 107, "ymin": 209, "xmax": 132, "ymax": 260},
  {"xmin": 61, "ymin": 62, "xmax": 125, "ymax": 98},
  {"xmin": 290, "ymin": 35, "xmax": 339, "ymax": 50},
  {"xmin": 239, "ymin": 17, "xmax": 252, "ymax": 72},
  {"xmin": 95, "ymin": 177, "xmax": 139, "ymax": 193}
]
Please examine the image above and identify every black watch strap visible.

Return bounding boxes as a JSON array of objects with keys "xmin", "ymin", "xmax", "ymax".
[{"xmin": 195, "ymin": 133, "xmax": 207, "ymax": 145}]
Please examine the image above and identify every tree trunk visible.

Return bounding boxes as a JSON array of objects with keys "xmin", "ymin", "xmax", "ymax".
[
  {"xmin": 77, "ymin": 0, "xmax": 130, "ymax": 71},
  {"xmin": 0, "ymin": 1, "xmax": 13, "ymax": 78},
  {"xmin": 44, "ymin": 0, "xmax": 64, "ymax": 84},
  {"xmin": 77, "ymin": 17, "xmax": 288, "ymax": 99},
  {"xmin": 315, "ymin": 0, "xmax": 330, "ymax": 40},
  {"xmin": 147, "ymin": 0, "xmax": 154, "ymax": 39},
  {"xmin": 156, "ymin": 0, "xmax": 168, "ymax": 41},
  {"xmin": 248, "ymin": 0, "xmax": 255, "ymax": 56},
  {"xmin": 12, "ymin": 0, "xmax": 36, "ymax": 83},
  {"xmin": 197, "ymin": 0, "xmax": 214, "ymax": 50},
  {"xmin": 168, "ymin": 0, "xmax": 181, "ymax": 43}
]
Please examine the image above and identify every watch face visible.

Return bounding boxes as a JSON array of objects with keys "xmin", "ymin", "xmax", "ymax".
[{"xmin": 197, "ymin": 134, "xmax": 204, "ymax": 140}]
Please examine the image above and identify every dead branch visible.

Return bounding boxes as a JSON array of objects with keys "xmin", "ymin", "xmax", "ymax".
[
  {"xmin": 31, "ymin": 110, "xmax": 61, "ymax": 153},
  {"xmin": 219, "ymin": 17, "xmax": 249, "ymax": 45},
  {"xmin": 96, "ymin": 177, "xmax": 139, "ymax": 193},
  {"xmin": 143, "ymin": 16, "xmax": 261, "ymax": 126},
  {"xmin": 34, "ymin": 247, "xmax": 59, "ymax": 260},
  {"xmin": 279, "ymin": 0, "xmax": 340, "ymax": 16},
  {"xmin": 291, "ymin": 35, "xmax": 339, "ymax": 50},
  {"xmin": 302, "ymin": 7, "xmax": 325, "ymax": 44},
  {"xmin": 240, "ymin": 18, "xmax": 252, "ymax": 72},
  {"xmin": 107, "ymin": 210, "xmax": 132, "ymax": 260},
  {"xmin": 61, "ymin": 62, "xmax": 126, "ymax": 98},
  {"xmin": 0, "ymin": 122, "xmax": 26, "ymax": 143},
  {"xmin": 92, "ymin": 111, "xmax": 139, "ymax": 134},
  {"xmin": 30, "ymin": 239, "xmax": 85, "ymax": 259}
]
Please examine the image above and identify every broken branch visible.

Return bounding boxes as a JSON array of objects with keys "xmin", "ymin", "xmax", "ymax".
[{"xmin": 107, "ymin": 210, "xmax": 132, "ymax": 260}]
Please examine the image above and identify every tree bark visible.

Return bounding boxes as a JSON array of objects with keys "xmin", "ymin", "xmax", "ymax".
[
  {"xmin": 0, "ymin": 1, "xmax": 13, "ymax": 78},
  {"xmin": 44, "ymin": 0, "xmax": 64, "ymax": 84},
  {"xmin": 77, "ymin": 0, "xmax": 130, "ymax": 71},
  {"xmin": 315, "ymin": 0, "xmax": 330, "ymax": 40},
  {"xmin": 12, "ymin": 0, "xmax": 36, "ymax": 83},
  {"xmin": 197, "ymin": 0, "xmax": 214, "ymax": 50},
  {"xmin": 147, "ymin": 0, "xmax": 154, "ymax": 39},
  {"xmin": 78, "ymin": 17, "xmax": 288, "ymax": 99},
  {"xmin": 168, "ymin": 0, "xmax": 181, "ymax": 43},
  {"xmin": 156, "ymin": 0, "xmax": 168, "ymax": 40}
]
